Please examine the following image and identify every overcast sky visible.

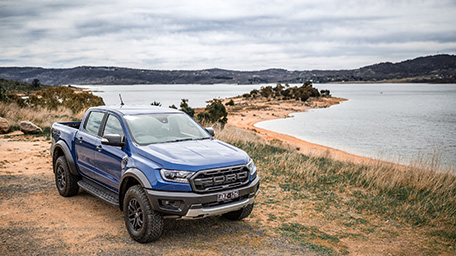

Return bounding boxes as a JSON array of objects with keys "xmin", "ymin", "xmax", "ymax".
[{"xmin": 0, "ymin": 0, "xmax": 455, "ymax": 70}]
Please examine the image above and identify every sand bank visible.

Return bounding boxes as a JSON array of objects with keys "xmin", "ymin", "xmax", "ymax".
[{"xmin": 224, "ymin": 96, "xmax": 385, "ymax": 165}]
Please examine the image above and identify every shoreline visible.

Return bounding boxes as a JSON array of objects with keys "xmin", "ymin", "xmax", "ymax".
[{"xmin": 223, "ymin": 96, "xmax": 390, "ymax": 166}]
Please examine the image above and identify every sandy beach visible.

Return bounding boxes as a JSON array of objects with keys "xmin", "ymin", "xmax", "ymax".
[{"xmin": 223, "ymin": 96, "xmax": 386, "ymax": 165}]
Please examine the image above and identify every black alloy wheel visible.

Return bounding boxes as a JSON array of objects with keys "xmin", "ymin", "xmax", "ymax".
[
  {"xmin": 56, "ymin": 165, "xmax": 66, "ymax": 191},
  {"xmin": 54, "ymin": 156, "xmax": 79, "ymax": 197},
  {"xmin": 123, "ymin": 185, "xmax": 164, "ymax": 243},
  {"xmin": 127, "ymin": 198, "xmax": 144, "ymax": 232}
]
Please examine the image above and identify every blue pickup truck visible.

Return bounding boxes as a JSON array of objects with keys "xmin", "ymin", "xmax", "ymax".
[{"xmin": 50, "ymin": 105, "xmax": 260, "ymax": 243}]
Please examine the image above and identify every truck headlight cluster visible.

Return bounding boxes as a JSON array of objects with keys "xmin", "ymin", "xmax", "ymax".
[
  {"xmin": 247, "ymin": 159, "xmax": 257, "ymax": 179},
  {"xmin": 160, "ymin": 169, "xmax": 193, "ymax": 184}
]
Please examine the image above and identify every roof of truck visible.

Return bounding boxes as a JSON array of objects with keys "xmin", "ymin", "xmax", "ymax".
[{"xmin": 89, "ymin": 105, "xmax": 182, "ymax": 116}]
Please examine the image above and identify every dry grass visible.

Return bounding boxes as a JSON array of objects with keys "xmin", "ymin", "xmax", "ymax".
[
  {"xmin": 352, "ymin": 160, "xmax": 456, "ymax": 213},
  {"xmin": 214, "ymin": 124, "xmax": 265, "ymax": 145},
  {"xmin": 217, "ymin": 125, "xmax": 456, "ymax": 218},
  {"xmin": 216, "ymin": 125, "xmax": 456, "ymax": 254},
  {"xmin": 0, "ymin": 102, "xmax": 83, "ymax": 128}
]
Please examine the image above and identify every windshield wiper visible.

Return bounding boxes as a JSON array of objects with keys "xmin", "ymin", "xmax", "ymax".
[
  {"xmin": 196, "ymin": 137, "xmax": 212, "ymax": 140},
  {"xmin": 166, "ymin": 138, "xmax": 195, "ymax": 143},
  {"xmin": 166, "ymin": 137, "xmax": 212, "ymax": 143}
]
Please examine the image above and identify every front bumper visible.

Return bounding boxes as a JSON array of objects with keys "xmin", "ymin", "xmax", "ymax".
[{"xmin": 145, "ymin": 176, "xmax": 260, "ymax": 219}]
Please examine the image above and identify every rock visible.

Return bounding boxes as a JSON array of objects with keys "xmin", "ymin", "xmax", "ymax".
[
  {"xmin": 20, "ymin": 121, "xmax": 43, "ymax": 134},
  {"xmin": 0, "ymin": 117, "xmax": 10, "ymax": 134}
]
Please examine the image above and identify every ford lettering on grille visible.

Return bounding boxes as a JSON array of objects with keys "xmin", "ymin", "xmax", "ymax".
[{"xmin": 190, "ymin": 165, "xmax": 250, "ymax": 192}]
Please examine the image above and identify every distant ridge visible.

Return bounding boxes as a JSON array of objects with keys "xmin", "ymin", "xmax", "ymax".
[{"xmin": 0, "ymin": 54, "xmax": 454, "ymax": 85}]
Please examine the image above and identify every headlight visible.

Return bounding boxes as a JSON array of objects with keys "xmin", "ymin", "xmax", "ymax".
[
  {"xmin": 247, "ymin": 159, "xmax": 257, "ymax": 176},
  {"xmin": 160, "ymin": 169, "xmax": 193, "ymax": 184}
]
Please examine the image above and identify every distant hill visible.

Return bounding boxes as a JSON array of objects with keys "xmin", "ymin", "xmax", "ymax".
[{"xmin": 0, "ymin": 54, "xmax": 455, "ymax": 85}]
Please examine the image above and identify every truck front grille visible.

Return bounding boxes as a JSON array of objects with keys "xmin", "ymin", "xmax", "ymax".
[{"xmin": 190, "ymin": 165, "xmax": 250, "ymax": 193}]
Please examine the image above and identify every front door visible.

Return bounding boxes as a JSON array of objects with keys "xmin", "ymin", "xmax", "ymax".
[{"xmin": 91, "ymin": 114, "xmax": 127, "ymax": 191}]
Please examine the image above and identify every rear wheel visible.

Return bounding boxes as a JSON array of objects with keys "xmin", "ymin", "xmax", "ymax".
[
  {"xmin": 223, "ymin": 203, "xmax": 254, "ymax": 221},
  {"xmin": 123, "ymin": 185, "xmax": 163, "ymax": 243},
  {"xmin": 54, "ymin": 156, "xmax": 79, "ymax": 197}
]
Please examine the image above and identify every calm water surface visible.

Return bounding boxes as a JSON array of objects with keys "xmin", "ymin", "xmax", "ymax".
[
  {"xmin": 77, "ymin": 83, "xmax": 456, "ymax": 167},
  {"xmin": 75, "ymin": 84, "xmax": 262, "ymax": 108},
  {"xmin": 256, "ymin": 84, "xmax": 456, "ymax": 167}
]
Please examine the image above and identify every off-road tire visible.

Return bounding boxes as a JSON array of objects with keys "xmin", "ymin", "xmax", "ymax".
[
  {"xmin": 54, "ymin": 156, "xmax": 79, "ymax": 197},
  {"xmin": 123, "ymin": 185, "xmax": 163, "ymax": 243},
  {"xmin": 223, "ymin": 203, "xmax": 254, "ymax": 221}
]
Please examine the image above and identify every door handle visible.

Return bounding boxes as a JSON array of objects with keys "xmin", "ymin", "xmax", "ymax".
[{"xmin": 96, "ymin": 145, "xmax": 103, "ymax": 151}]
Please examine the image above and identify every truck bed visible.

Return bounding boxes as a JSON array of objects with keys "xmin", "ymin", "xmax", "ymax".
[
  {"xmin": 57, "ymin": 121, "xmax": 81, "ymax": 129},
  {"xmin": 51, "ymin": 121, "xmax": 82, "ymax": 146}
]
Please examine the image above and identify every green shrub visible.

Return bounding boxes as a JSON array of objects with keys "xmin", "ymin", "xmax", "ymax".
[
  {"xmin": 242, "ymin": 81, "xmax": 323, "ymax": 102},
  {"xmin": 32, "ymin": 79, "xmax": 40, "ymax": 88},
  {"xmin": 0, "ymin": 78, "xmax": 48, "ymax": 93},
  {"xmin": 306, "ymin": 87, "xmax": 320, "ymax": 97},
  {"xmin": 273, "ymin": 83, "xmax": 284, "ymax": 97},
  {"xmin": 321, "ymin": 89, "xmax": 331, "ymax": 96},
  {"xmin": 0, "ymin": 86, "xmax": 7, "ymax": 102},
  {"xmin": 197, "ymin": 99, "xmax": 228, "ymax": 127},
  {"xmin": 5, "ymin": 94, "xmax": 26, "ymax": 107},
  {"xmin": 179, "ymin": 99, "xmax": 195, "ymax": 117},
  {"xmin": 282, "ymin": 87, "xmax": 293, "ymax": 99},
  {"xmin": 300, "ymin": 91, "xmax": 310, "ymax": 102},
  {"xmin": 260, "ymin": 86, "xmax": 274, "ymax": 98}
]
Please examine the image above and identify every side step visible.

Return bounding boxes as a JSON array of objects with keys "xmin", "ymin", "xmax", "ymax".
[{"xmin": 78, "ymin": 179, "xmax": 119, "ymax": 206}]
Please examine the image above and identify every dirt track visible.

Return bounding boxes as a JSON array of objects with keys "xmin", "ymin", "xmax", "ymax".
[{"xmin": 0, "ymin": 135, "xmax": 313, "ymax": 255}]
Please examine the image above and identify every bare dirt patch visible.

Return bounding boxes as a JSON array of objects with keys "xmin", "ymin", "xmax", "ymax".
[{"xmin": 0, "ymin": 135, "xmax": 313, "ymax": 255}]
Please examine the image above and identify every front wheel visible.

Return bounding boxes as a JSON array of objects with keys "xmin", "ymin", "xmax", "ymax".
[
  {"xmin": 223, "ymin": 203, "xmax": 254, "ymax": 221},
  {"xmin": 123, "ymin": 185, "xmax": 163, "ymax": 243}
]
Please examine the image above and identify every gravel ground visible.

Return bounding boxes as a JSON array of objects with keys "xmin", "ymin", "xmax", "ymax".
[{"xmin": 0, "ymin": 137, "xmax": 314, "ymax": 256}]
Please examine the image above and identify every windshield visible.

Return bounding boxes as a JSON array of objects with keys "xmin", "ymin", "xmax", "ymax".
[{"xmin": 124, "ymin": 113, "xmax": 211, "ymax": 145}]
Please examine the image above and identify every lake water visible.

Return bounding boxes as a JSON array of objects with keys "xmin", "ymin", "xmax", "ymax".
[
  {"xmin": 74, "ymin": 84, "xmax": 263, "ymax": 108},
  {"xmin": 77, "ymin": 83, "xmax": 456, "ymax": 168},
  {"xmin": 256, "ymin": 84, "xmax": 456, "ymax": 168}
]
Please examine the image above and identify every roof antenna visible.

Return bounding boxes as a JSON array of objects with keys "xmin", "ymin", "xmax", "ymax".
[{"xmin": 119, "ymin": 94, "xmax": 125, "ymax": 107}]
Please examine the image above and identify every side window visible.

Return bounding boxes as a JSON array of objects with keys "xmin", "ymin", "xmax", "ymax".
[
  {"xmin": 84, "ymin": 111, "xmax": 105, "ymax": 136},
  {"xmin": 103, "ymin": 115, "xmax": 124, "ymax": 137}
]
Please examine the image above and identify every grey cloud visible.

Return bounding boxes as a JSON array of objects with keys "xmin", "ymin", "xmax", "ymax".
[
  {"xmin": 0, "ymin": 0, "xmax": 455, "ymax": 70},
  {"xmin": 74, "ymin": 19, "xmax": 138, "ymax": 36}
]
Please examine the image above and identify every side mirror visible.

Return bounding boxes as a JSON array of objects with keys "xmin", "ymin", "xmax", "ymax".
[
  {"xmin": 101, "ymin": 134, "xmax": 125, "ymax": 147},
  {"xmin": 205, "ymin": 127, "xmax": 215, "ymax": 137}
]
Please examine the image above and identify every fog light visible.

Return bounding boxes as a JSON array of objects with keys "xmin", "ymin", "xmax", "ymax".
[{"xmin": 159, "ymin": 199, "xmax": 182, "ymax": 211}]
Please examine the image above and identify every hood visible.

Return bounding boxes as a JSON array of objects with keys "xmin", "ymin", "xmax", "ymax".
[{"xmin": 137, "ymin": 139, "xmax": 249, "ymax": 171}]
